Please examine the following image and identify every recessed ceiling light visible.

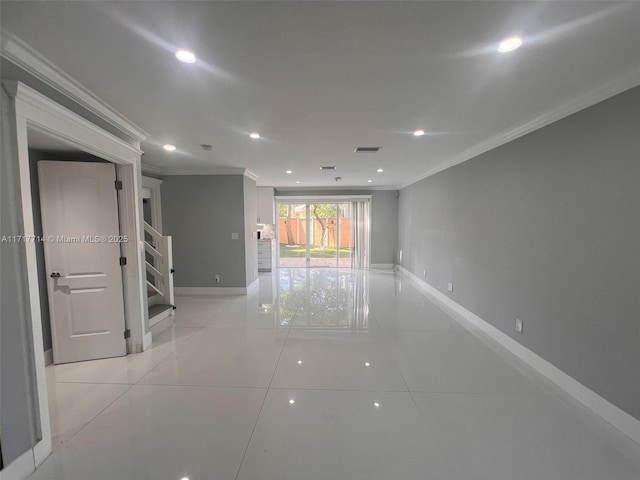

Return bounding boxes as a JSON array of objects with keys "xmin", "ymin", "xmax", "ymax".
[
  {"xmin": 413, "ymin": 129, "xmax": 425, "ymax": 137},
  {"xmin": 365, "ymin": 362, "xmax": 370, "ymax": 366},
  {"xmin": 175, "ymin": 49, "xmax": 196, "ymax": 63},
  {"xmin": 249, "ymin": 132, "xmax": 260, "ymax": 139},
  {"xmin": 163, "ymin": 144, "xmax": 176, "ymax": 151},
  {"xmin": 374, "ymin": 402, "xmax": 380, "ymax": 407},
  {"xmin": 289, "ymin": 399, "xmax": 295, "ymax": 404},
  {"xmin": 498, "ymin": 36, "xmax": 523, "ymax": 53},
  {"xmin": 286, "ymin": 170, "xmax": 292, "ymax": 174},
  {"xmin": 297, "ymin": 360, "xmax": 303, "ymax": 364},
  {"xmin": 377, "ymin": 168, "xmax": 384, "ymax": 173},
  {"xmin": 295, "ymin": 181, "xmax": 301, "ymax": 184},
  {"xmin": 367, "ymin": 180, "xmax": 373, "ymax": 183}
]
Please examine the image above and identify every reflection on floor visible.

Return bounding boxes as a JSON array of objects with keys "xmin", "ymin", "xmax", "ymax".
[
  {"xmin": 33, "ymin": 269, "xmax": 640, "ymax": 480},
  {"xmin": 278, "ymin": 257, "xmax": 353, "ymax": 268}
]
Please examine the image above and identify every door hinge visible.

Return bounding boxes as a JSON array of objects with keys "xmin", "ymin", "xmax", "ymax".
[
  {"xmin": 124, "ymin": 329, "xmax": 131, "ymax": 339},
  {"xmin": 115, "ymin": 180, "xmax": 123, "ymax": 190},
  {"xmin": 119, "ymin": 256, "xmax": 127, "ymax": 266}
]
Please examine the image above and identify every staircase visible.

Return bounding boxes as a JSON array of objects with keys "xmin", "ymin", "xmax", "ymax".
[{"xmin": 144, "ymin": 221, "xmax": 175, "ymax": 327}]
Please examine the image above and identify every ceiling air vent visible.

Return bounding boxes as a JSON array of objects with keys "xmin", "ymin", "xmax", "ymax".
[
  {"xmin": 354, "ymin": 147, "xmax": 380, "ymax": 153},
  {"xmin": 320, "ymin": 166, "xmax": 336, "ymax": 170}
]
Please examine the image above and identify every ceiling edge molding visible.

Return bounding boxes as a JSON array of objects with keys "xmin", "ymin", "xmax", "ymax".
[
  {"xmin": 160, "ymin": 166, "xmax": 248, "ymax": 176},
  {"xmin": 274, "ymin": 185, "xmax": 399, "ymax": 192},
  {"xmin": 6, "ymin": 81, "xmax": 142, "ymax": 162},
  {"xmin": 141, "ymin": 163, "xmax": 162, "ymax": 176},
  {"xmin": 243, "ymin": 169, "xmax": 259, "ymax": 181},
  {"xmin": 1, "ymin": 30, "xmax": 149, "ymax": 144},
  {"xmin": 399, "ymin": 65, "xmax": 640, "ymax": 190}
]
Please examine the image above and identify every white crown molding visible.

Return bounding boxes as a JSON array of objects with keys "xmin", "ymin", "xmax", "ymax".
[
  {"xmin": 1, "ymin": 30, "xmax": 148, "ymax": 144},
  {"xmin": 274, "ymin": 185, "xmax": 399, "ymax": 192},
  {"xmin": 274, "ymin": 194, "xmax": 372, "ymax": 202},
  {"xmin": 396, "ymin": 265, "xmax": 640, "ymax": 446},
  {"xmin": 399, "ymin": 65, "xmax": 640, "ymax": 189},
  {"xmin": 160, "ymin": 166, "xmax": 249, "ymax": 176},
  {"xmin": 244, "ymin": 169, "xmax": 259, "ymax": 181},
  {"xmin": 5, "ymin": 81, "xmax": 143, "ymax": 163},
  {"xmin": 160, "ymin": 167, "xmax": 258, "ymax": 178},
  {"xmin": 141, "ymin": 175, "xmax": 163, "ymax": 187},
  {"xmin": 141, "ymin": 162, "xmax": 162, "ymax": 177}
]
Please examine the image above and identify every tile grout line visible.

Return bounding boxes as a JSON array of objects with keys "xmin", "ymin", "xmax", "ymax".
[
  {"xmin": 47, "ymin": 327, "xmax": 206, "ymax": 450},
  {"xmin": 132, "ymin": 326, "xmax": 204, "ymax": 386},
  {"xmin": 378, "ymin": 311, "xmax": 424, "ymax": 415},
  {"xmin": 233, "ymin": 316, "xmax": 294, "ymax": 480},
  {"xmin": 50, "ymin": 382, "xmax": 134, "ymax": 452}
]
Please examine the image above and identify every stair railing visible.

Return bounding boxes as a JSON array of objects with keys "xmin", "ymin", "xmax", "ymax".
[{"xmin": 144, "ymin": 221, "xmax": 174, "ymax": 308}]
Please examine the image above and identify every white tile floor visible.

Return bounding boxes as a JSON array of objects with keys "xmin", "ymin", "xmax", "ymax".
[{"xmin": 30, "ymin": 269, "xmax": 640, "ymax": 480}]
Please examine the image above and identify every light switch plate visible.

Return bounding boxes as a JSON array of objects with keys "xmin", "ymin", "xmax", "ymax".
[
  {"xmin": 231, "ymin": 232, "xmax": 239, "ymax": 240},
  {"xmin": 515, "ymin": 318, "xmax": 523, "ymax": 333}
]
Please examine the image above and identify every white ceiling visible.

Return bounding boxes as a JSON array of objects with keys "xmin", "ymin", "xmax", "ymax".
[{"xmin": 3, "ymin": 1, "xmax": 640, "ymax": 188}]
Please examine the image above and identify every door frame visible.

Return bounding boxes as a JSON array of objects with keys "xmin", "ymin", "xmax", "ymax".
[
  {"xmin": 141, "ymin": 175, "xmax": 163, "ymax": 232},
  {"xmin": 4, "ymin": 81, "xmax": 148, "ymax": 466},
  {"xmin": 274, "ymin": 195, "xmax": 372, "ymax": 269}
]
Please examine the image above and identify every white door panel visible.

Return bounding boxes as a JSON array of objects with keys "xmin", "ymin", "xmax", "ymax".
[{"xmin": 38, "ymin": 161, "xmax": 127, "ymax": 364}]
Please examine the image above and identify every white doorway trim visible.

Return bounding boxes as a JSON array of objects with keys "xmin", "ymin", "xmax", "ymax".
[
  {"xmin": 4, "ymin": 81, "xmax": 147, "ymax": 468},
  {"xmin": 141, "ymin": 175, "xmax": 164, "ymax": 232}
]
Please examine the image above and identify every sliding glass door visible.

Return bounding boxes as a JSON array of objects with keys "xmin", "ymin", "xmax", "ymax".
[{"xmin": 277, "ymin": 199, "xmax": 368, "ymax": 269}]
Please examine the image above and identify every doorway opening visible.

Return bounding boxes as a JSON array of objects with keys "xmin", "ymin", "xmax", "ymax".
[
  {"xmin": 276, "ymin": 197, "xmax": 370, "ymax": 269},
  {"xmin": 6, "ymin": 81, "xmax": 147, "ymax": 467}
]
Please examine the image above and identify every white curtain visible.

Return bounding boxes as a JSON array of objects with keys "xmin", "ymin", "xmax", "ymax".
[{"xmin": 350, "ymin": 201, "xmax": 370, "ymax": 270}]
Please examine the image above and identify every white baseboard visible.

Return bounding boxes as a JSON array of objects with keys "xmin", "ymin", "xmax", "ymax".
[
  {"xmin": 44, "ymin": 348, "xmax": 53, "ymax": 366},
  {"xmin": 149, "ymin": 313, "xmax": 175, "ymax": 337},
  {"xmin": 370, "ymin": 263, "xmax": 394, "ymax": 270},
  {"xmin": 247, "ymin": 278, "xmax": 260, "ymax": 294},
  {"xmin": 2, "ymin": 447, "xmax": 35, "ymax": 480},
  {"xmin": 142, "ymin": 331, "xmax": 153, "ymax": 351},
  {"xmin": 175, "ymin": 285, "xmax": 252, "ymax": 295},
  {"xmin": 396, "ymin": 265, "xmax": 640, "ymax": 446},
  {"xmin": 148, "ymin": 306, "xmax": 173, "ymax": 329}
]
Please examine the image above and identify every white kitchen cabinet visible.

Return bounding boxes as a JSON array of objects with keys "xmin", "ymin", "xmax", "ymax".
[
  {"xmin": 257, "ymin": 187, "xmax": 275, "ymax": 224},
  {"xmin": 257, "ymin": 239, "xmax": 275, "ymax": 272}
]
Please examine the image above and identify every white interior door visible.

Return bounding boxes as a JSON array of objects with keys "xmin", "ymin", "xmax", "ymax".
[{"xmin": 38, "ymin": 161, "xmax": 127, "ymax": 364}]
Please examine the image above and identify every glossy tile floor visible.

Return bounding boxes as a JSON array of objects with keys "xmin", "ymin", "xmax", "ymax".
[{"xmin": 31, "ymin": 269, "xmax": 640, "ymax": 480}]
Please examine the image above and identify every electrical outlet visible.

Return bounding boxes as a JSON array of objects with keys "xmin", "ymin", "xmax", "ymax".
[
  {"xmin": 215, "ymin": 274, "xmax": 220, "ymax": 283},
  {"xmin": 447, "ymin": 282, "xmax": 453, "ymax": 293},
  {"xmin": 231, "ymin": 232, "xmax": 239, "ymax": 240},
  {"xmin": 515, "ymin": 318, "xmax": 523, "ymax": 333}
]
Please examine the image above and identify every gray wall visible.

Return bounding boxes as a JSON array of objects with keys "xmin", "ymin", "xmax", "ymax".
[
  {"xmin": 1, "ymin": 86, "xmax": 40, "ymax": 467},
  {"xmin": 243, "ymin": 176, "xmax": 258, "ymax": 286},
  {"xmin": 274, "ymin": 189, "xmax": 398, "ymax": 265},
  {"xmin": 162, "ymin": 175, "xmax": 250, "ymax": 288},
  {"xmin": 398, "ymin": 86, "xmax": 640, "ymax": 420}
]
